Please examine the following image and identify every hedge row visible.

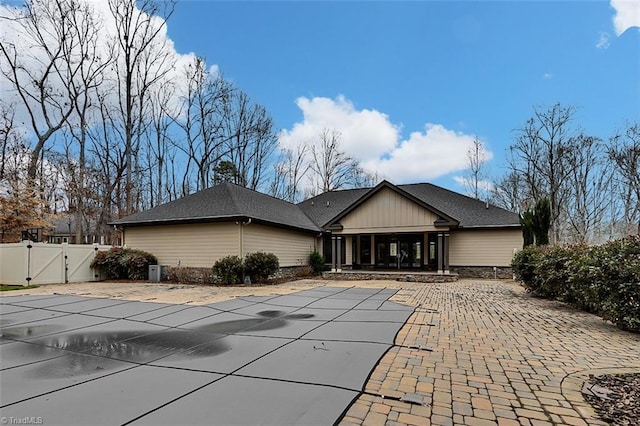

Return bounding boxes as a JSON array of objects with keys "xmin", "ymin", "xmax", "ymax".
[
  {"xmin": 213, "ymin": 252, "xmax": 279, "ymax": 284},
  {"xmin": 512, "ymin": 236, "xmax": 640, "ymax": 332}
]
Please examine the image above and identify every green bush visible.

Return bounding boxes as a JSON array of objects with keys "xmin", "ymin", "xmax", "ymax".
[
  {"xmin": 244, "ymin": 252, "xmax": 279, "ymax": 283},
  {"xmin": 213, "ymin": 255, "xmax": 244, "ymax": 284},
  {"xmin": 309, "ymin": 251, "xmax": 325, "ymax": 275},
  {"xmin": 91, "ymin": 247, "xmax": 157, "ymax": 280},
  {"xmin": 597, "ymin": 237, "xmax": 640, "ymax": 332},
  {"xmin": 511, "ymin": 245, "xmax": 540, "ymax": 286},
  {"xmin": 511, "ymin": 236, "xmax": 640, "ymax": 332}
]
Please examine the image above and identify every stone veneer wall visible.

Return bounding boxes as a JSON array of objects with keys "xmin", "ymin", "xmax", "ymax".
[
  {"xmin": 450, "ymin": 266, "xmax": 513, "ymax": 279},
  {"xmin": 162, "ymin": 265, "xmax": 311, "ymax": 284},
  {"xmin": 322, "ymin": 271, "xmax": 458, "ymax": 283}
]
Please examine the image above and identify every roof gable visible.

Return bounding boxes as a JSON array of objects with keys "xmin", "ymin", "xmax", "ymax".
[
  {"xmin": 317, "ymin": 181, "xmax": 457, "ymax": 228},
  {"xmin": 337, "ymin": 185, "xmax": 446, "ymax": 231}
]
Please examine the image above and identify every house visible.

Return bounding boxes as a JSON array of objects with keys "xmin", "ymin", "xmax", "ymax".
[{"xmin": 111, "ymin": 181, "xmax": 522, "ymax": 277}]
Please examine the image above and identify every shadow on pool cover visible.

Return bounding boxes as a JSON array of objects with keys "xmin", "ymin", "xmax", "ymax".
[{"xmin": 1, "ymin": 310, "xmax": 314, "ymax": 378}]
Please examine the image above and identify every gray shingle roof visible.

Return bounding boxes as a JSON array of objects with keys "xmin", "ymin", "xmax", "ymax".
[
  {"xmin": 297, "ymin": 188, "xmax": 370, "ymax": 229},
  {"xmin": 398, "ymin": 183, "xmax": 520, "ymax": 228},
  {"xmin": 113, "ymin": 181, "xmax": 520, "ymax": 233},
  {"xmin": 300, "ymin": 181, "xmax": 520, "ymax": 229},
  {"xmin": 111, "ymin": 183, "xmax": 321, "ymax": 233}
]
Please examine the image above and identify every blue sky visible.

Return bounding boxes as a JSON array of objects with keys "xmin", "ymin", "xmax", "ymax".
[
  {"xmin": 1, "ymin": 0, "xmax": 638, "ymax": 195},
  {"xmin": 166, "ymin": 0, "xmax": 640, "ymax": 192}
]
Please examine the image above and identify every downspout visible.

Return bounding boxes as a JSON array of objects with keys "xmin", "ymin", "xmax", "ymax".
[{"xmin": 238, "ymin": 218, "xmax": 252, "ymax": 258}]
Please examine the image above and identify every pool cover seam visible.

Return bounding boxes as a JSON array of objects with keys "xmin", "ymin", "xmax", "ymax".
[
  {"xmin": 119, "ymin": 286, "xmax": 401, "ymax": 425},
  {"xmin": 119, "ymin": 287, "xmax": 358, "ymax": 425},
  {"xmin": 2, "ymin": 287, "xmax": 412, "ymax": 424}
]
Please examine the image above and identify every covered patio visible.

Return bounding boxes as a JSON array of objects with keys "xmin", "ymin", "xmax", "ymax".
[{"xmin": 325, "ymin": 232, "xmax": 452, "ymax": 275}]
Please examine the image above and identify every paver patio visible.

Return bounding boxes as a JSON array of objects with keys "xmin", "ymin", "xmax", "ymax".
[
  {"xmin": 341, "ymin": 280, "xmax": 640, "ymax": 426},
  {"xmin": 1, "ymin": 279, "xmax": 638, "ymax": 425}
]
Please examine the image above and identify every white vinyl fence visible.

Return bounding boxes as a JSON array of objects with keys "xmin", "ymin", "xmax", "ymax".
[{"xmin": 0, "ymin": 241, "xmax": 112, "ymax": 285}]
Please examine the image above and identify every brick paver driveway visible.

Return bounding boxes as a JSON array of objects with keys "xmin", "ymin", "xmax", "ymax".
[{"xmin": 340, "ymin": 280, "xmax": 640, "ymax": 426}]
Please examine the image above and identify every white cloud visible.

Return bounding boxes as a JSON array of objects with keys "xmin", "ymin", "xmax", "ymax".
[
  {"xmin": 611, "ymin": 0, "xmax": 640, "ymax": 36},
  {"xmin": 370, "ymin": 124, "xmax": 493, "ymax": 183},
  {"xmin": 279, "ymin": 96, "xmax": 493, "ymax": 184},
  {"xmin": 543, "ymin": 72, "xmax": 553, "ymax": 80},
  {"xmin": 0, "ymin": 0, "xmax": 202, "ymax": 132},
  {"xmin": 453, "ymin": 176, "xmax": 494, "ymax": 193},
  {"xmin": 596, "ymin": 32, "xmax": 611, "ymax": 49},
  {"xmin": 278, "ymin": 95, "xmax": 399, "ymax": 162}
]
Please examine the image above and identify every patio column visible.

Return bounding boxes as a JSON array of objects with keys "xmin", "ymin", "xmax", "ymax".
[
  {"xmin": 443, "ymin": 232, "xmax": 450, "ymax": 274},
  {"xmin": 437, "ymin": 233, "xmax": 444, "ymax": 274},
  {"xmin": 331, "ymin": 236, "xmax": 337, "ymax": 272},
  {"xmin": 336, "ymin": 236, "xmax": 342, "ymax": 272}
]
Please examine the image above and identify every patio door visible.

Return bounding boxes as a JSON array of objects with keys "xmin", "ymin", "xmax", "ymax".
[{"xmin": 374, "ymin": 234, "xmax": 423, "ymax": 269}]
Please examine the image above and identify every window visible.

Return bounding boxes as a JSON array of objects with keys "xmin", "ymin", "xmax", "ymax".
[
  {"xmin": 322, "ymin": 233, "xmax": 346, "ymax": 265},
  {"xmin": 360, "ymin": 235, "xmax": 371, "ymax": 264}
]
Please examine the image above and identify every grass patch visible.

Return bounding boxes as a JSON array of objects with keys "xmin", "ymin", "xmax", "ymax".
[{"xmin": 0, "ymin": 284, "xmax": 39, "ymax": 292}]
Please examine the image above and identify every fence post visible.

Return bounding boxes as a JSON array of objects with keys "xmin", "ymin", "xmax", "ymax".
[
  {"xmin": 92, "ymin": 243, "xmax": 100, "ymax": 281},
  {"xmin": 62, "ymin": 242, "xmax": 69, "ymax": 284},
  {"xmin": 23, "ymin": 240, "xmax": 33, "ymax": 286}
]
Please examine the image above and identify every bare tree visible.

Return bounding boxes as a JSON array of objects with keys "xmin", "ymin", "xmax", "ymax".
[
  {"xmin": 491, "ymin": 171, "xmax": 529, "ymax": 213},
  {"xmin": 174, "ymin": 57, "xmax": 230, "ymax": 193},
  {"xmin": 609, "ymin": 122, "xmax": 640, "ymax": 235},
  {"xmin": 270, "ymin": 145, "xmax": 310, "ymax": 203},
  {"xmin": 222, "ymin": 90, "xmax": 279, "ymax": 190},
  {"xmin": 107, "ymin": 0, "xmax": 176, "ymax": 215},
  {"xmin": 564, "ymin": 135, "xmax": 612, "ymax": 243},
  {"xmin": 87, "ymin": 90, "xmax": 127, "ymax": 243},
  {"xmin": 507, "ymin": 103, "xmax": 578, "ymax": 243},
  {"xmin": 0, "ymin": 0, "xmax": 94, "ymax": 181},
  {"xmin": 307, "ymin": 129, "xmax": 358, "ymax": 195},
  {"xmin": 463, "ymin": 137, "xmax": 489, "ymax": 200},
  {"xmin": 63, "ymin": 0, "xmax": 112, "ymax": 243},
  {"xmin": 0, "ymin": 102, "xmax": 25, "ymax": 182},
  {"xmin": 144, "ymin": 82, "xmax": 176, "ymax": 207}
]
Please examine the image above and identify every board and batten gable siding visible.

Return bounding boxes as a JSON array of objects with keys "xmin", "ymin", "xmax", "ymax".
[
  {"xmin": 337, "ymin": 187, "xmax": 440, "ymax": 234},
  {"xmin": 449, "ymin": 228, "xmax": 522, "ymax": 267},
  {"xmin": 243, "ymin": 224, "xmax": 316, "ymax": 267},
  {"xmin": 124, "ymin": 223, "xmax": 238, "ymax": 268}
]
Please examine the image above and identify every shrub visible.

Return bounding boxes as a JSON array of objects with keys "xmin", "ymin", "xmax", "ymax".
[
  {"xmin": 213, "ymin": 255, "xmax": 244, "ymax": 284},
  {"xmin": 597, "ymin": 236, "xmax": 640, "ymax": 332},
  {"xmin": 244, "ymin": 252, "xmax": 279, "ymax": 283},
  {"xmin": 91, "ymin": 247, "xmax": 157, "ymax": 280},
  {"xmin": 511, "ymin": 236, "xmax": 640, "ymax": 332},
  {"xmin": 309, "ymin": 251, "xmax": 325, "ymax": 275},
  {"xmin": 164, "ymin": 266, "xmax": 215, "ymax": 284}
]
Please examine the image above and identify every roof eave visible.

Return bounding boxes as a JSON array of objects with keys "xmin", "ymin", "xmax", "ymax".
[
  {"xmin": 112, "ymin": 215, "xmax": 321, "ymax": 234},
  {"xmin": 458, "ymin": 224, "xmax": 522, "ymax": 229},
  {"xmin": 109, "ymin": 215, "xmax": 247, "ymax": 227}
]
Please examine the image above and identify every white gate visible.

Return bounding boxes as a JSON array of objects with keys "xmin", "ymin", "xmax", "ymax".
[{"xmin": 0, "ymin": 241, "xmax": 111, "ymax": 285}]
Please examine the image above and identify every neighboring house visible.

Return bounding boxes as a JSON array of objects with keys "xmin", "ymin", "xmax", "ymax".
[
  {"xmin": 46, "ymin": 216, "xmax": 76, "ymax": 244},
  {"xmin": 112, "ymin": 181, "xmax": 522, "ymax": 277}
]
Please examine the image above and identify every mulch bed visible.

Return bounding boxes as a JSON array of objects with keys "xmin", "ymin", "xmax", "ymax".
[{"xmin": 583, "ymin": 373, "xmax": 640, "ymax": 425}]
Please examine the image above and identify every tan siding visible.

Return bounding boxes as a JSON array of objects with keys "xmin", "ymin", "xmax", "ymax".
[
  {"xmin": 124, "ymin": 223, "xmax": 238, "ymax": 267},
  {"xmin": 449, "ymin": 229, "xmax": 522, "ymax": 267},
  {"xmin": 243, "ymin": 224, "xmax": 316, "ymax": 267},
  {"xmin": 338, "ymin": 187, "xmax": 439, "ymax": 233}
]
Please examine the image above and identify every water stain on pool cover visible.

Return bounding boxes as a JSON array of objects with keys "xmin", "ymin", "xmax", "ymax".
[{"xmin": 1, "ymin": 310, "xmax": 314, "ymax": 378}]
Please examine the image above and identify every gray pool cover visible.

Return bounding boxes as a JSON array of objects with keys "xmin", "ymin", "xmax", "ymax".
[{"xmin": 0, "ymin": 287, "xmax": 413, "ymax": 425}]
